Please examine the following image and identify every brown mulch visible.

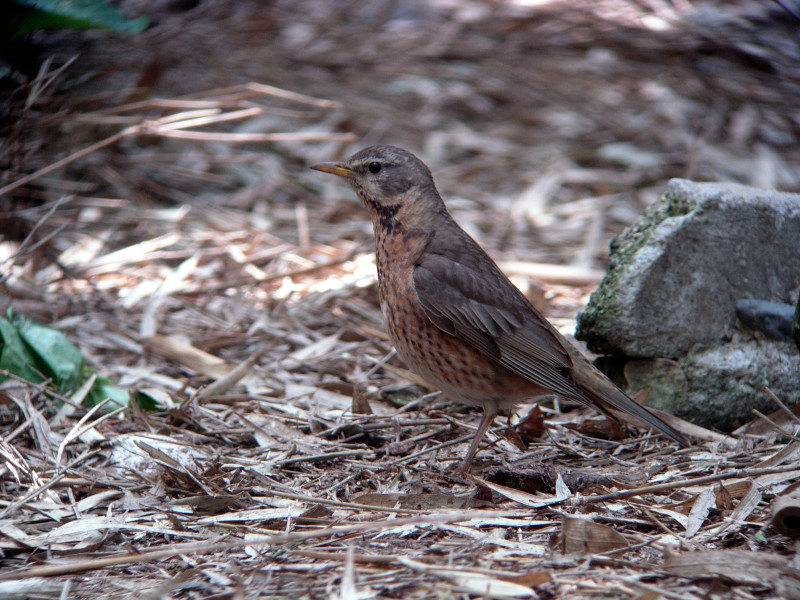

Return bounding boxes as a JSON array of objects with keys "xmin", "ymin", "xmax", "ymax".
[{"xmin": 2, "ymin": 1, "xmax": 800, "ymax": 598}]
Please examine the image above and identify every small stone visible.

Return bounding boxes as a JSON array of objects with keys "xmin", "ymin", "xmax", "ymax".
[
  {"xmin": 795, "ymin": 294, "xmax": 800, "ymax": 352},
  {"xmin": 735, "ymin": 299, "xmax": 795, "ymax": 341}
]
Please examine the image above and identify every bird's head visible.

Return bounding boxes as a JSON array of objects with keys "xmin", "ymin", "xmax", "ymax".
[{"xmin": 311, "ymin": 145, "xmax": 444, "ymax": 230}]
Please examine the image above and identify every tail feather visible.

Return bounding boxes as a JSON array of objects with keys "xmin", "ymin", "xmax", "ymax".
[
  {"xmin": 569, "ymin": 353, "xmax": 689, "ymax": 447},
  {"xmin": 584, "ymin": 383, "xmax": 688, "ymax": 447}
]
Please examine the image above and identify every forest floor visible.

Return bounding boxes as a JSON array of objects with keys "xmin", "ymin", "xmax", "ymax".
[{"xmin": 2, "ymin": 1, "xmax": 800, "ymax": 598}]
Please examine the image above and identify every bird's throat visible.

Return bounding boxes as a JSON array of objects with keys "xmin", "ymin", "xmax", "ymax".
[{"xmin": 365, "ymin": 198, "xmax": 401, "ymax": 233}]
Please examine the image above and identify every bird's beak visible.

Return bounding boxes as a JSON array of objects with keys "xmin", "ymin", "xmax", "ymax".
[{"xmin": 310, "ymin": 161, "xmax": 355, "ymax": 179}]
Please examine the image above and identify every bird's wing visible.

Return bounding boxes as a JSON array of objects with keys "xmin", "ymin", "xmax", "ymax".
[
  {"xmin": 413, "ymin": 240, "xmax": 688, "ymax": 446},
  {"xmin": 412, "ymin": 247, "xmax": 589, "ymax": 404}
]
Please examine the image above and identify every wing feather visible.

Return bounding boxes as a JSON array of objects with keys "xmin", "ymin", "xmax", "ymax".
[
  {"xmin": 412, "ymin": 235, "xmax": 687, "ymax": 446},
  {"xmin": 413, "ymin": 248, "xmax": 582, "ymax": 401}
]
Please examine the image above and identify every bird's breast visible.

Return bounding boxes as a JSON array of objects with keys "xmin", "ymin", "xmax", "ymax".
[{"xmin": 373, "ymin": 229, "xmax": 538, "ymax": 408}]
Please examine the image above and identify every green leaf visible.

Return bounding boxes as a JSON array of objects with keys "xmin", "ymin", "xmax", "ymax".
[
  {"xmin": 6, "ymin": 0, "xmax": 148, "ymax": 40},
  {"xmin": 10, "ymin": 311, "xmax": 84, "ymax": 392},
  {"xmin": 132, "ymin": 390, "xmax": 161, "ymax": 412},
  {"xmin": 87, "ymin": 376, "xmax": 131, "ymax": 409},
  {"xmin": 0, "ymin": 316, "xmax": 47, "ymax": 384},
  {"xmin": 1, "ymin": 309, "xmax": 136, "ymax": 414}
]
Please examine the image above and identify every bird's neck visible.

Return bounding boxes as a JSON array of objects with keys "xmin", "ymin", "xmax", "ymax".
[
  {"xmin": 363, "ymin": 197, "xmax": 402, "ymax": 234},
  {"xmin": 362, "ymin": 187, "xmax": 446, "ymax": 236},
  {"xmin": 370, "ymin": 202, "xmax": 445, "ymax": 276}
]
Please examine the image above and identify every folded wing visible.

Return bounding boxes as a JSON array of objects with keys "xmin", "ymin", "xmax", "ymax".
[{"xmin": 413, "ymin": 237, "xmax": 687, "ymax": 446}]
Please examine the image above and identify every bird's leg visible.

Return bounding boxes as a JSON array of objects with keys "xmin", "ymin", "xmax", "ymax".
[{"xmin": 456, "ymin": 407, "xmax": 498, "ymax": 475}]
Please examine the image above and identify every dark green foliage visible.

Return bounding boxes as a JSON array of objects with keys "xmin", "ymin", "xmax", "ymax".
[
  {"xmin": 4, "ymin": 0, "xmax": 148, "ymax": 42},
  {"xmin": 0, "ymin": 308, "xmax": 130, "ymax": 409}
]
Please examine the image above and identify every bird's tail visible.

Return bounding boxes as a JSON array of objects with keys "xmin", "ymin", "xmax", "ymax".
[{"xmin": 572, "ymin": 359, "xmax": 689, "ymax": 447}]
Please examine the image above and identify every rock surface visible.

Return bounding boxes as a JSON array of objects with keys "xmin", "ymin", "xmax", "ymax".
[
  {"xmin": 795, "ymin": 294, "xmax": 800, "ymax": 351},
  {"xmin": 576, "ymin": 179, "xmax": 800, "ymax": 430},
  {"xmin": 735, "ymin": 299, "xmax": 796, "ymax": 342},
  {"xmin": 623, "ymin": 339, "xmax": 800, "ymax": 431},
  {"xmin": 677, "ymin": 339, "xmax": 800, "ymax": 431},
  {"xmin": 577, "ymin": 179, "xmax": 800, "ymax": 358}
]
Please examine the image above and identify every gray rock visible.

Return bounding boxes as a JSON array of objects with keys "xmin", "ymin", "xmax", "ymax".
[
  {"xmin": 576, "ymin": 179, "xmax": 800, "ymax": 431},
  {"xmin": 679, "ymin": 339, "xmax": 800, "ymax": 431},
  {"xmin": 735, "ymin": 299, "xmax": 796, "ymax": 341},
  {"xmin": 577, "ymin": 179, "xmax": 800, "ymax": 358},
  {"xmin": 623, "ymin": 339, "xmax": 800, "ymax": 431},
  {"xmin": 622, "ymin": 358, "xmax": 687, "ymax": 414}
]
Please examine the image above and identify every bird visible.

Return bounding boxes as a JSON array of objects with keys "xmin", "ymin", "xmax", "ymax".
[{"xmin": 311, "ymin": 145, "xmax": 688, "ymax": 474}]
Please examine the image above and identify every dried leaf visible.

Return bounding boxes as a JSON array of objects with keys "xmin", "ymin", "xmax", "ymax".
[
  {"xmin": 351, "ymin": 386, "xmax": 373, "ymax": 415},
  {"xmin": 516, "ymin": 405, "xmax": 546, "ymax": 442},
  {"xmin": 663, "ymin": 549, "xmax": 800, "ymax": 586},
  {"xmin": 355, "ymin": 493, "xmax": 476, "ymax": 510},
  {"xmin": 144, "ymin": 334, "xmax": 233, "ymax": 378},
  {"xmin": 560, "ymin": 516, "xmax": 629, "ymax": 555},
  {"xmin": 399, "ymin": 557, "xmax": 537, "ymax": 598},
  {"xmin": 471, "ymin": 474, "xmax": 571, "ymax": 509},
  {"xmin": 686, "ymin": 487, "xmax": 716, "ymax": 537},
  {"xmin": 505, "ymin": 572, "xmax": 553, "ymax": 587}
]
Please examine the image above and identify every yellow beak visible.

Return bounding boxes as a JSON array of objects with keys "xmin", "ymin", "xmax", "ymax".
[{"xmin": 310, "ymin": 162, "xmax": 355, "ymax": 179}]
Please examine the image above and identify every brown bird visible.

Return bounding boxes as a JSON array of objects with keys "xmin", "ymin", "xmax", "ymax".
[{"xmin": 312, "ymin": 145, "xmax": 688, "ymax": 474}]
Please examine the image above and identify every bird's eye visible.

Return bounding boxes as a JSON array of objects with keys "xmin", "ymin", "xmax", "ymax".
[{"xmin": 368, "ymin": 162, "xmax": 382, "ymax": 174}]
